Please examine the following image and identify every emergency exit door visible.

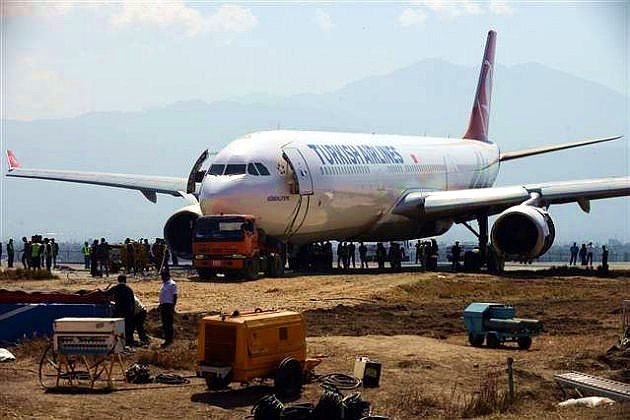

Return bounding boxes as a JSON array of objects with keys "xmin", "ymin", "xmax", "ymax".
[{"xmin": 282, "ymin": 147, "xmax": 314, "ymax": 195}]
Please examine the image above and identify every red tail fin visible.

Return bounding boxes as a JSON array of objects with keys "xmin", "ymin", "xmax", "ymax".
[
  {"xmin": 6, "ymin": 150, "xmax": 21, "ymax": 171},
  {"xmin": 463, "ymin": 30, "xmax": 496, "ymax": 143}
]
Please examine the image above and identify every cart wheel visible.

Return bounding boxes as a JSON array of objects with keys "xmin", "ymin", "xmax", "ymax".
[
  {"xmin": 39, "ymin": 343, "xmax": 62, "ymax": 390},
  {"xmin": 468, "ymin": 333, "xmax": 485, "ymax": 347},
  {"xmin": 486, "ymin": 333, "xmax": 500, "ymax": 349},
  {"xmin": 274, "ymin": 357, "xmax": 303, "ymax": 399},
  {"xmin": 517, "ymin": 336, "xmax": 532, "ymax": 350}
]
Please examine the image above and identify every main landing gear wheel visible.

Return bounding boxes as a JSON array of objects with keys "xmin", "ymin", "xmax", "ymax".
[{"xmin": 274, "ymin": 357, "xmax": 303, "ymax": 399}]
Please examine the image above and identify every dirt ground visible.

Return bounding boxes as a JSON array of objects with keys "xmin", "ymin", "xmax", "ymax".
[{"xmin": 1, "ymin": 265, "xmax": 630, "ymax": 419}]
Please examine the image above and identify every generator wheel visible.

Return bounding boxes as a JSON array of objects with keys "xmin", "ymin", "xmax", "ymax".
[
  {"xmin": 205, "ymin": 372, "xmax": 232, "ymax": 390},
  {"xmin": 197, "ymin": 268, "xmax": 216, "ymax": 280},
  {"xmin": 486, "ymin": 333, "xmax": 500, "ymax": 349},
  {"xmin": 274, "ymin": 357, "xmax": 303, "ymax": 399},
  {"xmin": 517, "ymin": 336, "xmax": 532, "ymax": 350},
  {"xmin": 468, "ymin": 333, "xmax": 485, "ymax": 347}
]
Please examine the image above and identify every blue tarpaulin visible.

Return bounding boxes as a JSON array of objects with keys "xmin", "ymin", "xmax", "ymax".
[{"xmin": 0, "ymin": 303, "xmax": 113, "ymax": 343}]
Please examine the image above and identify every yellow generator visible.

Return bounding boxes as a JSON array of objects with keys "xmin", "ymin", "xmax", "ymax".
[{"xmin": 197, "ymin": 309, "xmax": 314, "ymax": 398}]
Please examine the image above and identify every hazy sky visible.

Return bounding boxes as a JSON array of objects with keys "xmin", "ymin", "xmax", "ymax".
[{"xmin": 2, "ymin": 1, "xmax": 627, "ymax": 121}]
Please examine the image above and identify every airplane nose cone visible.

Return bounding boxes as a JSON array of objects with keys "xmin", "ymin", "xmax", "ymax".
[{"xmin": 199, "ymin": 176, "xmax": 248, "ymax": 215}]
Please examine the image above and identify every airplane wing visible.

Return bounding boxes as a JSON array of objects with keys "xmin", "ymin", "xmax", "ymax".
[
  {"xmin": 393, "ymin": 177, "xmax": 630, "ymax": 222},
  {"xmin": 5, "ymin": 150, "xmax": 189, "ymax": 203}
]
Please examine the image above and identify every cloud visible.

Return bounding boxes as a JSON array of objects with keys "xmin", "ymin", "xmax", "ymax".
[
  {"xmin": 2, "ymin": 1, "xmax": 72, "ymax": 17},
  {"xmin": 398, "ymin": 8, "xmax": 428, "ymax": 27},
  {"xmin": 315, "ymin": 8, "xmax": 333, "ymax": 33},
  {"xmin": 109, "ymin": 2, "xmax": 258, "ymax": 37},
  {"xmin": 398, "ymin": 0, "xmax": 512, "ymax": 26}
]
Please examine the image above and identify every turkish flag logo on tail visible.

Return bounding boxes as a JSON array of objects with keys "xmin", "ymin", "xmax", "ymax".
[{"xmin": 6, "ymin": 150, "xmax": 21, "ymax": 170}]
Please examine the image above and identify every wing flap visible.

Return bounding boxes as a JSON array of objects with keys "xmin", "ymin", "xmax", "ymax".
[{"xmin": 393, "ymin": 177, "xmax": 630, "ymax": 221}]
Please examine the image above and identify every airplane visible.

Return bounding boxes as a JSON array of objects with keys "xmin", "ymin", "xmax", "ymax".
[{"xmin": 5, "ymin": 30, "xmax": 629, "ymax": 273}]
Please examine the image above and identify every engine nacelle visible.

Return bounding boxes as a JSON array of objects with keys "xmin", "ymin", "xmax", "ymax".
[
  {"xmin": 491, "ymin": 205, "xmax": 555, "ymax": 260},
  {"xmin": 163, "ymin": 204, "xmax": 202, "ymax": 259}
]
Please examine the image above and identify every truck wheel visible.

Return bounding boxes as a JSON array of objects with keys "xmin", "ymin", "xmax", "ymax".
[
  {"xmin": 197, "ymin": 268, "xmax": 216, "ymax": 280},
  {"xmin": 468, "ymin": 333, "xmax": 484, "ymax": 347},
  {"xmin": 274, "ymin": 357, "xmax": 302, "ymax": 399},
  {"xmin": 486, "ymin": 333, "xmax": 500, "ymax": 349},
  {"xmin": 268, "ymin": 254, "xmax": 285, "ymax": 278},
  {"xmin": 517, "ymin": 336, "xmax": 532, "ymax": 350},
  {"xmin": 243, "ymin": 258, "xmax": 259, "ymax": 281}
]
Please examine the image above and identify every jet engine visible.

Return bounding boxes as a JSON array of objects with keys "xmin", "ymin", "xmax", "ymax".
[
  {"xmin": 163, "ymin": 203, "xmax": 202, "ymax": 259},
  {"xmin": 490, "ymin": 205, "xmax": 555, "ymax": 260}
]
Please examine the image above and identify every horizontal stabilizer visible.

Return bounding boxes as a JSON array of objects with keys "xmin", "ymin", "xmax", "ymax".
[{"xmin": 499, "ymin": 135, "xmax": 622, "ymax": 162}]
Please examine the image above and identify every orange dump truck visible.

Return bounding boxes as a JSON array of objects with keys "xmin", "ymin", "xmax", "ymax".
[
  {"xmin": 192, "ymin": 214, "xmax": 285, "ymax": 280},
  {"xmin": 197, "ymin": 309, "xmax": 317, "ymax": 398}
]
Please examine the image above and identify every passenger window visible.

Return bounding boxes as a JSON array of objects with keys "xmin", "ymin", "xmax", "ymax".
[
  {"xmin": 247, "ymin": 163, "xmax": 260, "ymax": 176},
  {"xmin": 208, "ymin": 164, "xmax": 225, "ymax": 175},
  {"xmin": 224, "ymin": 164, "xmax": 246, "ymax": 175},
  {"xmin": 255, "ymin": 162, "xmax": 270, "ymax": 176}
]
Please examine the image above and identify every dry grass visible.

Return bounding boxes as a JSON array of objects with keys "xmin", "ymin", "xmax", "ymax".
[{"xmin": 0, "ymin": 268, "xmax": 58, "ymax": 281}]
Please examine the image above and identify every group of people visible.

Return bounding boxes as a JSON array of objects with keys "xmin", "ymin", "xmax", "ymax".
[
  {"xmin": 83, "ymin": 237, "xmax": 173, "ymax": 278},
  {"xmin": 414, "ymin": 239, "xmax": 440, "ymax": 271},
  {"xmin": 106, "ymin": 269, "xmax": 178, "ymax": 349},
  {"xmin": 569, "ymin": 242, "xmax": 609, "ymax": 271},
  {"xmin": 0, "ymin": 235, "xmax": 59, "ymax": 271}
]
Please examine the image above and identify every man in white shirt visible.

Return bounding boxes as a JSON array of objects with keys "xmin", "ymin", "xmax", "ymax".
[{"xmin": 159, "ymin": 269, "xmax": 178, "ymax": 348}]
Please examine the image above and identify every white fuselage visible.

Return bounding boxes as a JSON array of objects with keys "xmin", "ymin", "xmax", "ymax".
[{"xmin": 199, "ymin": 130, "xmax": 500, "ymax": 244}]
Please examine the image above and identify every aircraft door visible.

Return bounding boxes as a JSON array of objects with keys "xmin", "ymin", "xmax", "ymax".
[
  {"xmin": 187, "ymin": 149, "xmax": 210, "ymax": 195},
  {"xmin": 282, "ymin": 147, "xmax": 314, "ymax": 195}
]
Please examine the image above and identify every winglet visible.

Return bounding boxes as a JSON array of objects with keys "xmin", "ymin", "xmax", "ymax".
[
  {"xmin": 6, "ymin": 150, "xmax": 21, "ymax": 171},
  {"xmin": 463, "ymin": 30, "xmax": 496, "ymax": 143}
]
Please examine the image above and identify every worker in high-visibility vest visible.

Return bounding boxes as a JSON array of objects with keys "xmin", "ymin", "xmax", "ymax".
[
  {"xmin": 82, "ymin": 241, "xmax": 91, "ymax": 269},
  {"xmin": 30, "ymin": 238, "xmax": 41, "ymax": 270}
]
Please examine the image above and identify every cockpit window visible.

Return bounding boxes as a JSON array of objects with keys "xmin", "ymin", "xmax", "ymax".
[
  {"xmin": 208, "ymin": 164, "xmax": 225, "ymax": 175},
  {"xmin": 224, "ymin": 164, "xmax": 246, "ymax": 175},
  {"xmin": 247, "ymin": 163, "xmax": 259, "ymax": 176},
  {"xmin": 255, "ymin": 162, "xmax": 270, "ymax": 176}
]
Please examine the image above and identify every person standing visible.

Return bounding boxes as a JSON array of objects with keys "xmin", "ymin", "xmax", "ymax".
[
  {"xmin": 82, "ymin": 241, "xmax": 91, "ymax": 269},
  {"xmin": 569, "ymin": 242, "xmax": 579, "ymax": 266},
  {"xmin": 106, "ymin": 275, "xmax": 136, "ymax": 347},
  {"xmin": 601, "ymin": 245, "xmax": 609, "ymax": 274},
  {"xmin": 586, "ymin": 242, "xmax": 594, "ymax": 268},
  {"xmin": 133, "ymin": 295, "xmax": 150, "ymax": 346},
  {"xmin": 159, "ymin": 269, "xmax": 178, "ymax": 348},
  {"xmin": 90, "ymin": 239, "xmax": 100, "ymax": 277},
  {"xmin": 51, "ymin": 238, "xmax": 59, "ymax": 268},
  {"xmin": 451, "ymin": 241, "xmax": 462, "ymax": 272},
  {"xmin": 43, "ymin": 238, "xmax": 53, "ymax": 271},
  {"xmin": 6, "ymin": 239, "xmax": 14, "ymax": 268},
  {"xmin": 21, "ymin": 237, "xmax": 30, "ymax": 269},
  {"xmin": 358, "ymin": 242, "xmax": 368, "ymax": 269},
  {"xmin": 98, "ymin": 238, "xmax": 110, "ymax": 277},
  {"xmin": 579, "ymin": 243, "xmax": 587, "ymax": 266}
]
